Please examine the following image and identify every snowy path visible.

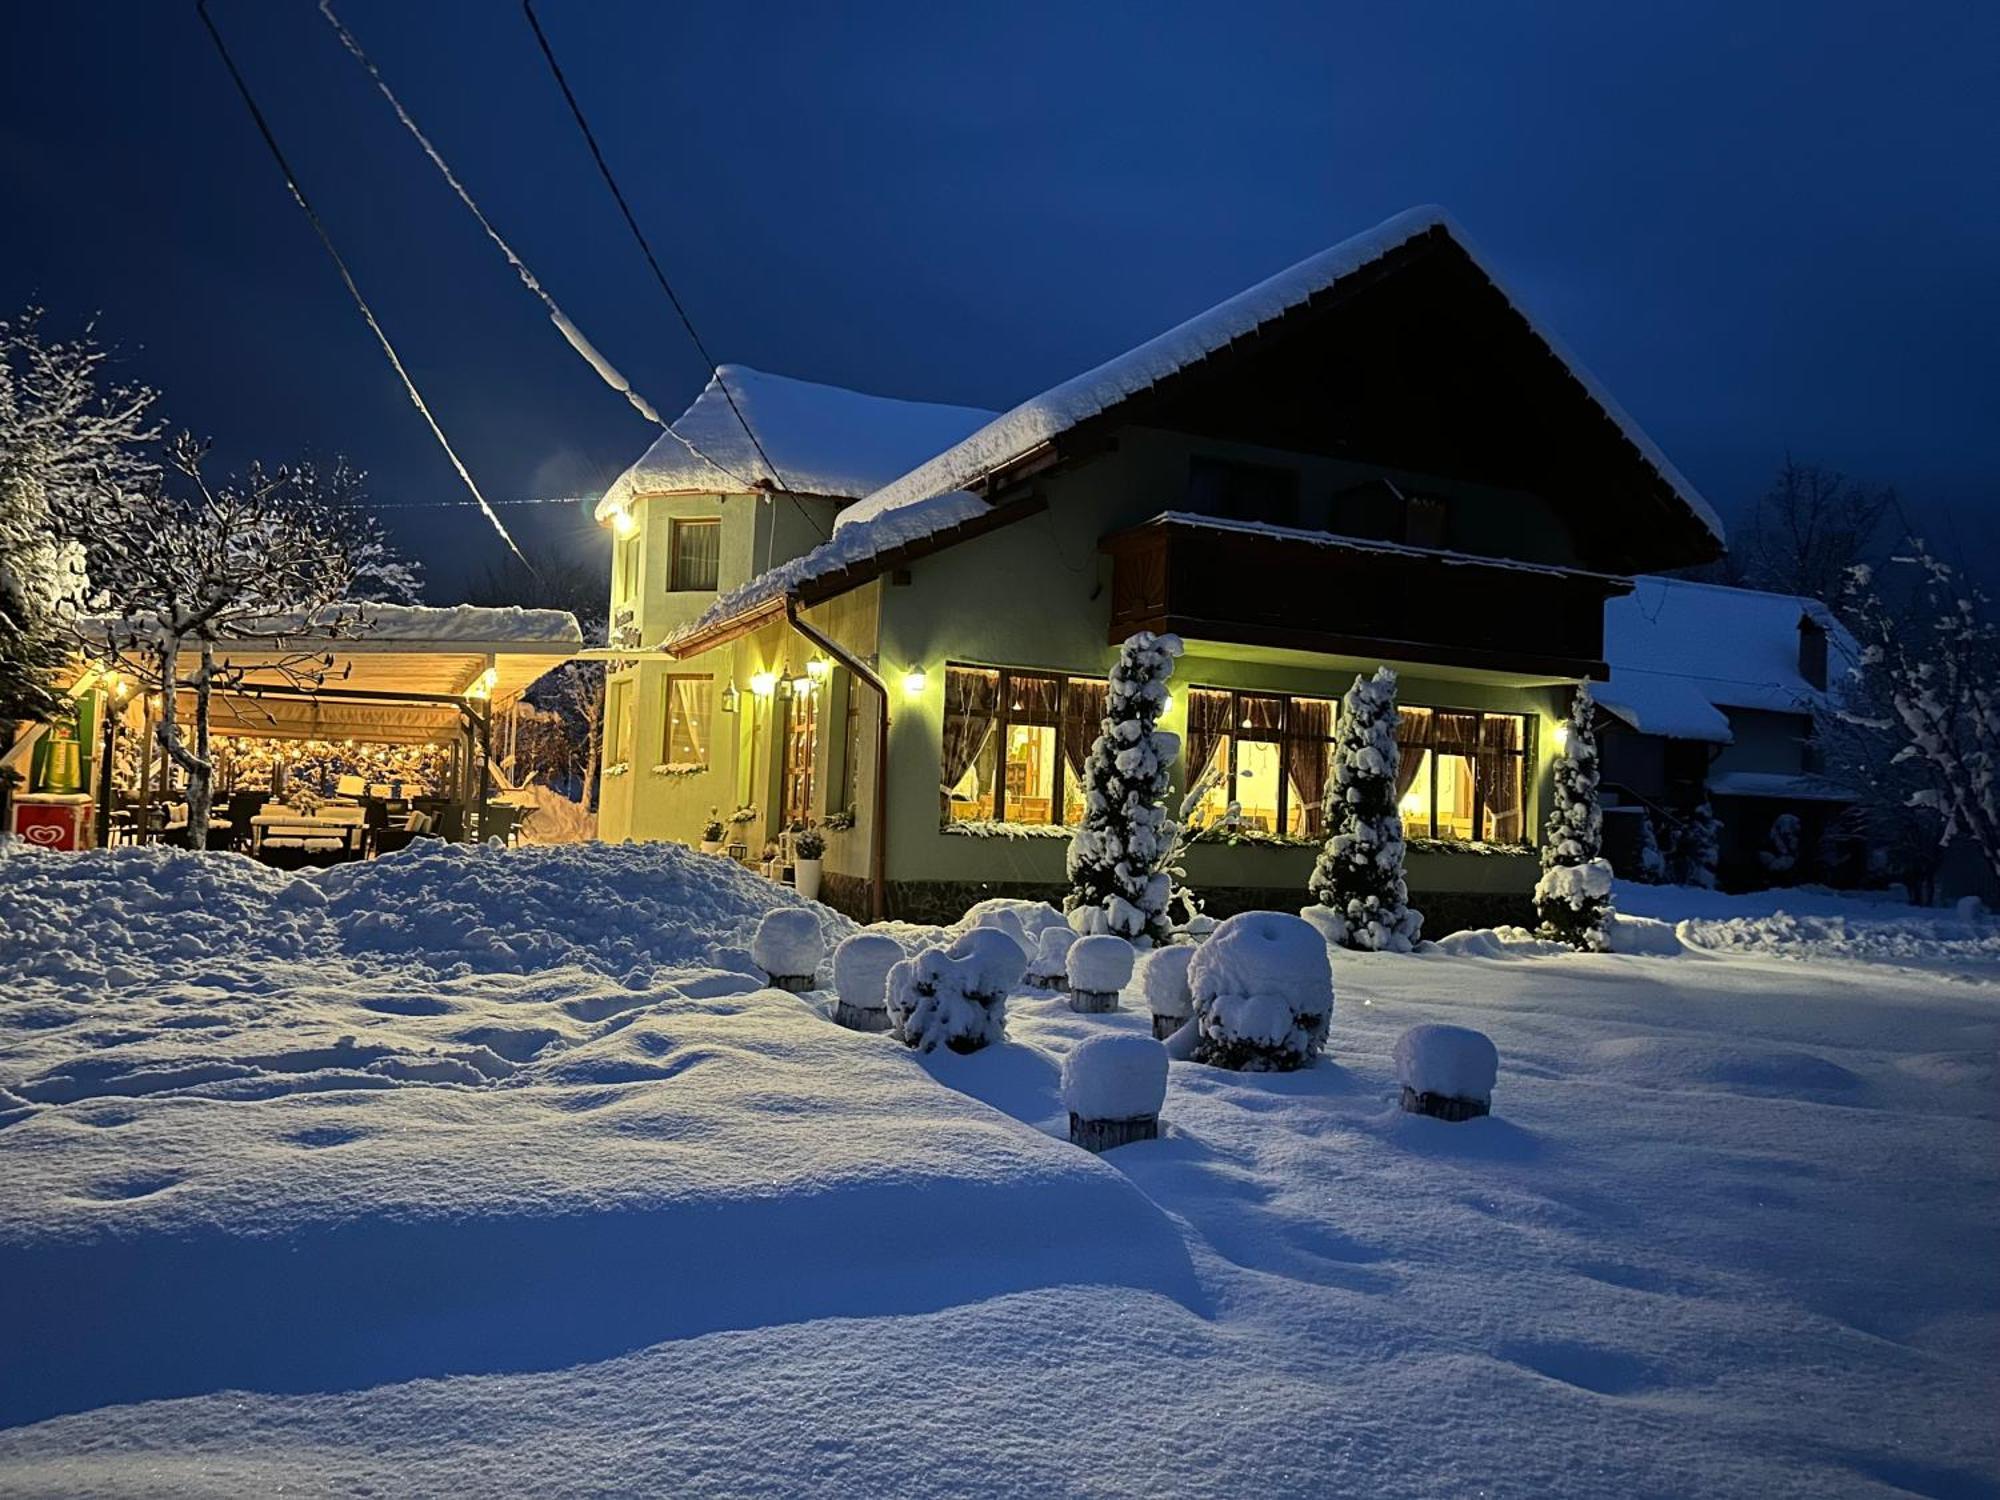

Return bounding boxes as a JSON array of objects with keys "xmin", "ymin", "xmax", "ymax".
[{"xmin": 2, "ymin": 848, "xmax": 1996, "ymax": 1497}]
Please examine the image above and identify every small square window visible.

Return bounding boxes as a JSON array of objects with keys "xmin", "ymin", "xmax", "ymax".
[{"xmin": 669, "ymin": 518, "xmax": 721, "ymax": 592}]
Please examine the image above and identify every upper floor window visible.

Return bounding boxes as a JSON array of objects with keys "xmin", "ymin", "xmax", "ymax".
[
  {"xmin": 1396, "ymin": 707, "xmax": 1529, "ymax": 842},
  {"xmin": 615, "ymin": 534, "xmax": 641, "ymax": 602},
  {"xmin": 669, "ymin": 517, "xmax": 721, "ymax": 592},
  {"xmin": 941, "ymin": 665, "xmax": 1109, "ymax": 827},
  {"xmin": 1186, "ymin": 688, "xmax": 1338, "ymax": 838},
  {"xmin": 662, "ymin": 675, "xmax": 712, "ymax": 767},
  {"xmin": 1330, "ymin": 477, "xmax": 1448, "ymax": 549},
  {"xmin": 1187, "ymin": 456, "xmax": 1300, "ymax": 527}
]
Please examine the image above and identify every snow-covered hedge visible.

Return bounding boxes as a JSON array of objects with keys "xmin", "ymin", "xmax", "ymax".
[
  {"xmin": 1062, "ymin": 1033, "xmax": 1169, "ymax": 1151},
  {"xmin": 1068, "ymin": 933, "xmax": 1135, "ymax": 1013},
  {"xmin": 1187, "ymin": 912, "xmax": 1334, "ymax": 1072},
  {"xmin": 1141, "ymin": 945, "xmax": 1196, "ymax": 1038},
  {"xmin": 751, "ymin": 908, "xmax": 824, "ymax": 990},
  {"xmin": 1393, "ymin": 1024, "xmax": 1498, "ymax": 1121},
  {"xmin": 1024, "ymin": 926, "xmax": 1078, "ymax": 990},
  {"xmin": 832, "ymin": 932, "xmax": 903, "ymax": 1031},
  {"xmin": 885, "ymin": 928, "xmax": 1026, "ymax": 1054}
]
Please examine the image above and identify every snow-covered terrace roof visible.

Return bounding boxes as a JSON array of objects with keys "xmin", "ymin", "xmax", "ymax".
[
  {"xmin": 664, "ymin": 207, "xmax": 1724, "ymax": 653},
  {"xmin": 594, "ymin": 366, "xmax": 995, "ymax": 521},
  {"xmin": 1598, "ymin": 577, "xmax": 1842, "ymax": 744}
]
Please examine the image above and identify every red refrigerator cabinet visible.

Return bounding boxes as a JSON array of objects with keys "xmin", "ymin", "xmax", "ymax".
[{"xmin": 9, "ymin": 793, "xmax": 94, "ymax": 850}]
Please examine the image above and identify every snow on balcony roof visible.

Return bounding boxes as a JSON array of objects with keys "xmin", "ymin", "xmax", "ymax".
[
  {"xmin": 594, "ymin": 366, "xmax": 995, "ymax": 520},
  {"xmin": 1707, "ymin": 770, "xmax": 1856, "ymax": 803},
  {"xmin": 1598, "ymin": 577, "xmax": 1842, "ymax": 743},
  {"xmin": 837, "ymin": 206, "xmax": 1725, "ymax": 547}
]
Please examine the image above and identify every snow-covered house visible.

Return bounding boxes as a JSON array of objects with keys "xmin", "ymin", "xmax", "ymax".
[
  {"xmin": 595, "ymin": 208, "xmax": 1726, "ymax": 925},
  {"xmin": 1597, "ymin": 576, "xmax": 1853, "ymax": 886}
]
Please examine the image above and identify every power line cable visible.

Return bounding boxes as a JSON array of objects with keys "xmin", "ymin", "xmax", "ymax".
[
  {"xmin": 193, "ymin": 0, "xmax": 532, "ymax": 569},
  {"xmin": 519, "ymin": 0, "xmax": 831, "ymax": 541}
]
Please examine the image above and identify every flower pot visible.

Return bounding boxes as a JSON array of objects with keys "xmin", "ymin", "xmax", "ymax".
[
  {"xmin": 794, "ymin": 857, "xmax": 822, "ymax": 901},
  {"xmin": 699, "ymin": 840, "xmax": 723, "ymax": 855}
]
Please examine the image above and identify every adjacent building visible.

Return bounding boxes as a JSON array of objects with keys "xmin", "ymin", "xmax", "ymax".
[{"xmin": 594, "ymin": 207, "xmax": 1726, "ymax": 924}]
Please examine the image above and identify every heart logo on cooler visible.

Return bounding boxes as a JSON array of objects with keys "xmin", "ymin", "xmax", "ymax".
[{"xmin": 23, "ymin": 824, "xmax": 64, "ymax": 845}]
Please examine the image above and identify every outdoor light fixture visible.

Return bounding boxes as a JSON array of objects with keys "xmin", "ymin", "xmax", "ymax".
[
  {"xmin": 749, "ymin": 670, "xmax": 777, "ymax": 698},
  {"xmin": 610, "ymin": 507, "xmax": 638, "ymax": 538},
  {"xmin": 806, "ymin": 657, "xmax": 830, "ymax": 684},
  {"xmin": 1553, "ymin": 721, "xmax": 1571, "ymax": 753},
  {"xmin": 463, "ymin": 667, "xmax": 498, "ymax": 701},
  {"xmin": 792, "ymin": 673, "xmax": 816, "ymax": 696},
  {"xmin": 721, "ymin": 680, "xmax": 740, "ymax": 714},
  {"xmin": 903, "ymin": 667, "xmax": 927, "ymax": 697}
]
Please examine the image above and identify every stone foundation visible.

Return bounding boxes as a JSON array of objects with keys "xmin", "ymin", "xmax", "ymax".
[
  {"xmin": 1399, "ymin": 1086, "xmax": 1491, "ymax": 1122},
  {"xmin": 1069, "ymin": 1112, "xmax": 1159, "ymax": 1153}
]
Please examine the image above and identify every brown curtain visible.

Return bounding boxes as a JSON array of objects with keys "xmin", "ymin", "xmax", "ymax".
[
  {"xmin": 1187, "ymin": 690, "xmax": 1233, "ymax": 791},
  {"xmin": 1395, "ymin": 706, "xmax": 1432, "ymax": 800},
  {"xmin": 941, "ymin": 668, "xmax": 998, "ymax": 804},
  {"xmin": 1239, "ymin": 694, "xmax": 1285, "ymax": 737},
  {"xmin": 1477, "ymin": 714, "xmax": 1525, "ymax": 841},
  {"xmin": 1285, "ymin": 697, "xmax": 1334, "ymax": 836},
  {"xmin": 1061, "ymin": 678, "xmax": 1108, "ymax": 785}
]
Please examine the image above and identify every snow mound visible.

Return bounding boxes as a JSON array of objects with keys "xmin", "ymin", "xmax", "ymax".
[
  {"xmin": 1025, "ymin": 926, "xmax": 1079, "ymax": 985},
  {"xmin": 1061, "ymin": 1033, "xmax": 1169, "ymax": 1122},
  {"xmin": 1187, "ymin": 912, "xmax": 1334, "ymax": 1072},
  {"xmin": 1140, "ymin": 946, "xmax": 1195, "ymax": 1020},
  {"xmin": 753, "ymin": 909, "xmax": 825, "ymax": 982},
  {"xmin": 1393, "ymin": 1024, "xmax": 1499, "ymax": 1102},
  {"xmin": 1431, "ymin": 926, "xmax": 1573, "ymax": 959},
  {"xmin": 833, "ymin": 933, "xmax": 903, "ymax": 1013},
  {"xmin": 1070, "ymin": 934, "xmax": 1136, "ymax": 995},
  {"xmin": 887, "ymin": 930, "xmax": 1027, "ymax": 1055}
]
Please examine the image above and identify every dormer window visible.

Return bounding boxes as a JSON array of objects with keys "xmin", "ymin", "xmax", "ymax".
[{"xmin": 1187, "ymin": 456, "xmax": 1300, "ymax": 527}]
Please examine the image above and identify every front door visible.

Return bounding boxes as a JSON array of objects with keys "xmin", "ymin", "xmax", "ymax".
[{"xmin": 781, "ymin": 688, "xmax": 819, "ymax": 828}]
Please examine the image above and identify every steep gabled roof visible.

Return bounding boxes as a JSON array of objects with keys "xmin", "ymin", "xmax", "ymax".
[
  {"xmin": 594, "ymin": 366, "xmax": 994, "ymax": 520},
  {"xmin": 1599, "ymin": 576, "xmax": 1844, "ymax": 743},
  {"xmin": 837, "ymin": 207, "xmax": 1725, "ymax": 548}
]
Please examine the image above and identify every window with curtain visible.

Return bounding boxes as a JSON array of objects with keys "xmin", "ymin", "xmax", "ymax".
[
  {"xmin": 669, "ymin": 517, "xmax": 721, "ymax": 591},
  {"xmin": 662, "ymin": 675, "xmax": 711, "ymax": 766},
  {"xmin": 941, "ymin": 665, "xmax": 1107, "ymax": 826},
  {"xmin": 616, "ymin": 534, "xmax": 641, "ymax": 601},
  {"xmin": 836, "ymin": 676, "xmax": 864, "ymax": 811},
  {"xmin": 1187, "ymin": 688, "xmax": 1337, "ymax": 836},
  {"xmin": 606, "ymin": 678, "xmax": 634, "ymax": 764},
  {"xmin": 1397, "ymin": 705, "xmax": 1530, "ymax": 842}
]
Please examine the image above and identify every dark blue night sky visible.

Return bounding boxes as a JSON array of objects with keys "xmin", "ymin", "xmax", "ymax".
[{"xmin": 4, "ymin": 2, "xmax": 1995, "ymax": 595}]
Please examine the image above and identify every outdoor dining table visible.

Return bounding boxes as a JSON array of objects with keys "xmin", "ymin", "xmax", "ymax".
[{"xmin": 249, "ymin": 813, "xmax": 368, "ymax": 857}]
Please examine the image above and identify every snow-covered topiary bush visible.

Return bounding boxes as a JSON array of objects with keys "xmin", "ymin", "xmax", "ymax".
[
  {"xmin": 1186, "ymin": 911, "xmax": 1334, "ymax": 1072},
  {"xmin": 1535, "ymin": 684, "xmax": 1614, "ymax": 950},
  {"xmin": 1760, "ymin": 812, "xmax": 1802, "ymax": 880},
  {"xmin": 1307, "ymin": 667, "xmax": 1423, "ymax": 952},
  {"xmin": 1065, "ymin": 631, "xmax": 1182, "ymax": 948},
  {"xmin": 751, "ymin": 908, "xmax": 823, "ymax": 991},
  {"xmin": 1393, "ymin": 1023, "xmax": 1498, "ymax": 1121},
  {"xmin": 885, "ymin": 928, "xmax": 1026, "ymax": 1054},
  {"xmin": 1024, "ymin": 926, "xmax": 1078, "ymax": 990},
  {"xmin": 1634, "ymin": 810, "xmax": 1667, "ymax": 883},
  {"xmin": 1670, "ymin": 798, "xmax": 1723, "ymax": 889},
  {"xmin": 1141, "ymin": 944, "xmax": 1196, "ymax": 1039},
  {"xmin": 831, "ymin": 931, "xmax": 902, "ymax": 1032},
  {"xmin": 1068, "ymin": 932, "xmax": 1135, "ymax": 1013},
  {"xmin": 1061, "ymin": 1032, "xmax": 1169, "ymax": 1151}
]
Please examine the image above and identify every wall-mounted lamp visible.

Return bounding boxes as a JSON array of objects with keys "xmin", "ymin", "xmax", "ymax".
[
  {"xmin": 1161, "ymin": 692, "xmax": 1175, "ymax": 717},
  {"xmin": 1552, "ymin": 721, "xmax": 1571, "ymax": 754},
  {"xmin": 902, "ymin": 667, "xmax": 928, "ymax": 698},
  {"xmin": 805, "ymin": 657, "xmax": 830, "ymax": 684},
  {"xmin": 463, "ymin": 666, "xmax": 498, "ymax": 701},
  {"xmin": 749, "ymin": 670, "xmax": 777, "ymax": 698},
  {"xmin": 721, "ymin": 680, "xmax": 741, "ymax": 714},
  {"xmin": 610, "ymin": 507, "xmax": 638, "ymax": 538}
]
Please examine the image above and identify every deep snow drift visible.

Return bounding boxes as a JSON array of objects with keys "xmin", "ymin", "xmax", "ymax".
[{"xmin": 2, "ymin": 849, "xmax": 1996, "ymax": 1498}]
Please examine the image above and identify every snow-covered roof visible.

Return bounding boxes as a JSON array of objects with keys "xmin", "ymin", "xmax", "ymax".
[
  {"xmin": 1599, "ymin": 577, "xmax": 1842, "ymax": 743},
  {"xmin": 838, "ymin": 206, "xmax": 1724, "ymax": 547},
  {"xmin": 594, "ymin": 366, "xmax": 995, "ymax": 520},
  {"xmin": 1707, "ymin": 770, "xmax": 1855, "ymax": 803}
]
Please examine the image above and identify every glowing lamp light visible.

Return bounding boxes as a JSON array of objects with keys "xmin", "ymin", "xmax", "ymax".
[
  {"xmin": 610, "ymin": 507, "xmax": 638, "ymax": 538},
  {"xmin": 1399, "ymin": 791, "xmax": 1423, "ymax": 815},
  {"xmin": 792, "ymin": 675, "xmax": 815, "ymax": 697},
  {"xmin": 805, "ymin": 657, "xmax": 831, "ymax": 684},
  {"xmin": 721, "ymin": 680, "xmax": 741, "ymax": 714},
  {"xmin": 1161, "ymin": 692, "xmax": 1174, "ymax": 717},
  {"xmin": 1552, "ymin": 721, "xmax": 1571, "ymax": 753},
  {"xmin": 749, "ymin": 670, "xmax": 778, "ymax": 698},
  {"xmin": 902, "ymin": 667, "xmax": 928, "ymax": 698},
  {"xmin": 464, "ymin": 667, "xmax": 498, "ymax": 701}
]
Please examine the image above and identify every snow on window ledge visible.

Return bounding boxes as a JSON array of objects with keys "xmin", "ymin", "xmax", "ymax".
[
  {"xmin": 603, "ymin": 762, "xmax": 632, "ymax": 779},
  {"xmin": 650, "ymin": 763, "xmax": 708, "ymax": 778},
  {"xmin": 1407, "ymin": 837, "xmax": 1535, "ymax": 858},
  {"xmin": 941, "ymin": 820, "xmax": 1072, "ymax": 840}
]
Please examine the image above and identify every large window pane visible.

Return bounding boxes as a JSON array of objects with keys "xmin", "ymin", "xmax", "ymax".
[
  {"xmin": 1061, "ymin": 677, "xmax": 1108, "ymax": 825},
  {"xmin": 1004, "ymin": 722, "xmax": 1059, "ymax": 825},
  {"xmin": 1478, "ymin": 714, "xmax": 1527, "ymax": 842},
  {"xmin": 663, "ymin": 676, "xmax": 712, "ymax": 766},
  {"xmin": 1284, "ymin": 696, "xmax": 1335, "ymax": 837},
  {"xmin": 942, "ymin": 667, "xmax": 999, "ymax": 822},
  {"xmin": 1233, "ymin": 739, "xmax": 1283, "ymax": 832},
  {"xmin": 670, "ymin": 518, "xmax": 720, "ymax": 591}
]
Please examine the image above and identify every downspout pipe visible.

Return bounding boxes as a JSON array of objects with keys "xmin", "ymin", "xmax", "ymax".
[{"xmin": 785, "ymin": 595, "xmax": 889, "ymax": 922}]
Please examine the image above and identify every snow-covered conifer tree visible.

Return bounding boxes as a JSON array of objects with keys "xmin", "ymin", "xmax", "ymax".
[
  {"xmin": 1534, "ymin": 684, "xmax": 1614, "ymax": 950},
  {"xmin": 1633, "ymin": 811, "xmax": 1668, "ymax": 883},
  {"xmin": 1065, "ymin": 631, "xmax": 1182, "ymax": 948},
  {"xmin": 1670, "ymin": 799, "xmax": 1722, "ymax": 889},
  {"xmin": 1307, "ymin": 666, "xmax": 1422, "ymax": 952}
]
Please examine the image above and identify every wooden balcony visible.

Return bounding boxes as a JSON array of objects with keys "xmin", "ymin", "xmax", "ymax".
[{"xmin": 1102, "ymin": 515, "xmax": 1626, "ymax": 680}]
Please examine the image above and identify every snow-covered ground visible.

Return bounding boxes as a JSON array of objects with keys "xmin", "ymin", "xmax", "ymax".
[{"xmin": 2, "ymin": 850, "xmax": 1995, "ymax": 1497}]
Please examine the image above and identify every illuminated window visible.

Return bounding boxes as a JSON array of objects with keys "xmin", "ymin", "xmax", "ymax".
[
  {"xmin": 606, "ymin": 677, "xmax": 634, "ymax": 764},
  {"xmin": 1185, "ymin": 688, "xmax": 1337, "ymax": 836},
  {"xmin": 781, "ymin": 684, "xmax": 819, "ymax": 827},
  {"xmin": 669, "ymin": 517, "xmax": 720, "ymax": 592},
  {"xmin": 1396, "ymin": 706, "xmax": 1531, "ymax": 842},
  {"xmin": 616, "ymin": 534, "xmax": 641, "ymax": 601},
  {"xmin": 662, "ymin": 675, "xmax": 711, "ymax": 766},
  {"xmin": 941, "ymin": 666, "xmax": 1108, "ymax": 826}
]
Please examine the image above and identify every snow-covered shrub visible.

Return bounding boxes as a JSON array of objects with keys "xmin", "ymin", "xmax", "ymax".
[
  {"xmin": 1759, "ymin": 813, "xmax": 1802, "ymax": 879},
  {"xmin": 831, "ymin": 931, "xmax": 902, "ymax": 1032},
  {"xmin": 752, "ymin": 908, "xmax": 823, "ymax": 991},
  {"xmin": 1670, "ymin": 799, "xmax": 1722, "ymax": 889},
  {"xmin": 1187, "ymin": 911, "xmax": 1334, "ymax": 1072},
  {"xmin": 1535, "ymin": 684, "xmax": 1613, "ymax": 951},
  {"xmin": 1141, "ymin": 944, "xmax": 1196, "ymax": 1039},
  {"xmin": 1393, "ymin": 1023, "xmax": 1498, "ymax": 1121},
  {"xmin": 1068, "ymin": 932, "xmax": 1135, "ymax": 1013},
  {"xmin": 1065, "ymin": 631, "xmax": 1182, "ymax": 948},
  {"xmin": 1634, "ymin": 811, "xmax": 1667, "ymax": 883},
  {"xmin": 1307, "ymin": 667, "xmax": 1423, "ymax": 952},
  {"xmin": 1061, "ymin": 1032, "xmax": 1170, "ymax": 1151},
  {"xmin": 1024, "ymin": 926, "xmax": 1078, "ymax": 990},
  {"xmin": 886, "ymin": 928, "xmax": 1026, "ymax": 1055}
]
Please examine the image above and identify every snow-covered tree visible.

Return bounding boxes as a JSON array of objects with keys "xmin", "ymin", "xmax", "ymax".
[
  {"xmin": 0, "ymin": 309, "xmax": 156, "ymax": 722},
  {"xmin": 1759, "ymin": 813, "xmax": 1802, "ymax": 881},
  {"xmin": 1307, "ymin": 666, "xmax": 1422, "ymax": 952},
  {"xmin": 1535, "ymin": 684, "xmax": 1614, "ymax": 950},
  {"xmin": 1632, "ymin": 810, "xmax": 1667, "ymax": 883},
  {"xmin": 1065, "ymin": 631, "xmax": 1182, "ymax": 948},
  {"xmin": 1838, "ymin": 545, "xmax": 2000, "ymax": 893},
  {"xmin": 1669, "ymin": 799, "xmax": 1722, "ymax": 889},
  {"xmin": 74, "ymin": 436, "xmax": 418, "ymax": 850}
]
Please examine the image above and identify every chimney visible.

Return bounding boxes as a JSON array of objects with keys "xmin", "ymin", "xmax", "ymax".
[{"xmin": 1798, "ymin": 612, "xmax": 1828, "ymax": 691}]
